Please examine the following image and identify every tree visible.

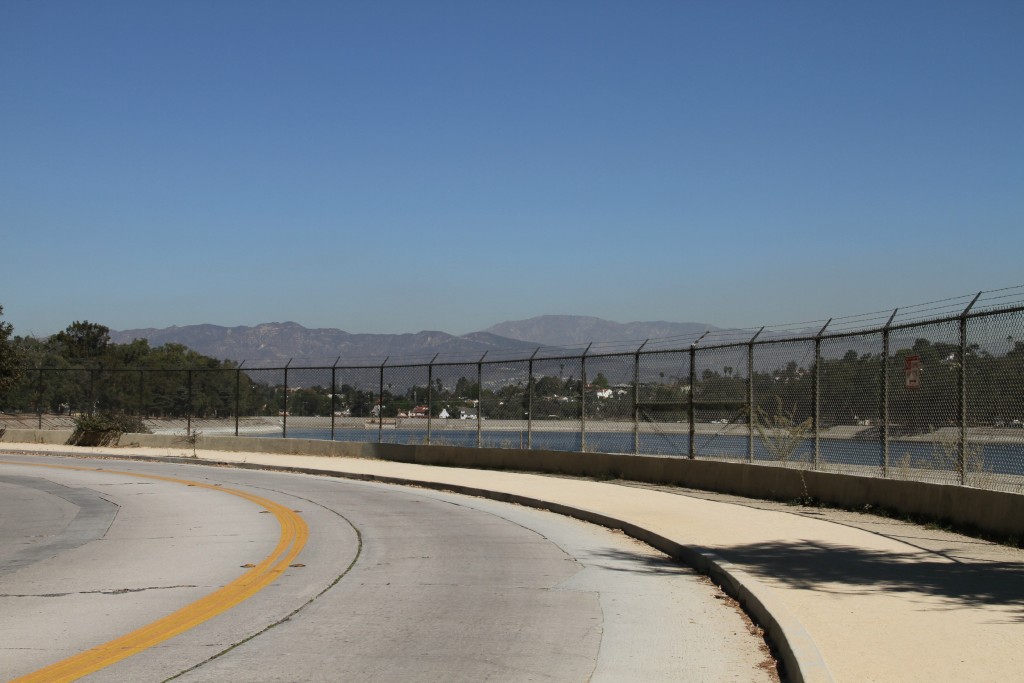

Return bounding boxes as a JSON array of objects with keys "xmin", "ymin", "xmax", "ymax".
[
  {"xmin": 454, "ymin": 376, "xmax": 478, "ymax": 398},
  {"xmin": 49, "ymin": 321, "xmax": 111, "ymax": 360},
  {"xmin": 348, "ymin": 390, "xmax": 375, "ymax": 417},
  {"xmin": 534, "ymin": 375, "xmax": 563, "ymax": 397},
  {"xmin": 0, "ymin": 305, "xmax": 22, "ymax": 391}
]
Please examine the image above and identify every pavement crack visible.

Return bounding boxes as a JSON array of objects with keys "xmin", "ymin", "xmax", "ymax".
[
  {"xmin": 1, "ymin": 585, "xmax": 197, "ymax": 598},
  {"xmin": 95, "ymin": 585, "xmax": 198, "ymax": 595}
]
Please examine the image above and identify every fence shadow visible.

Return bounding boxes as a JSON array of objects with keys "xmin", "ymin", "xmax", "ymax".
[
  {"xmin": 718, "ymin": 539, "xmax": 1024, "ymax": 622},
  {"xmin": 586, "ymin": 547, "xmax": 696, "ymax": 576},
  {"xmin": 569, "ymin": 540, "xmax": 1024, "ymax": 624}
]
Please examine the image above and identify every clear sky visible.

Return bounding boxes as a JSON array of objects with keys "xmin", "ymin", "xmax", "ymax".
[{"xmin": 2, "ymin": 1, "xmax": 1022, "ymax": 337}]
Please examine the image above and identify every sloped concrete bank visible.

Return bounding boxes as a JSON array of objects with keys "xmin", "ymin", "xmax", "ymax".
[{"xmin": 3, "ymin": 427, "xmax": 1022, "ymax": 538}]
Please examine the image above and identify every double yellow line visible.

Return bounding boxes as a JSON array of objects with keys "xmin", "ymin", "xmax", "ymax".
[{"xmin": 8, "ymin": 463, "xmax": 309, "ymax": 682}]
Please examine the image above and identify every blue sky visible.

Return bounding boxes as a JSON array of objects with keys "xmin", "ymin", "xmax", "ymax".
[{"xmin": 2, "ymin": 1, "xmax": 1022, "ymax": 337}]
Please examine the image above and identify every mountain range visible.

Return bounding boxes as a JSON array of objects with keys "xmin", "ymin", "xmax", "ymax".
[{"xmin": 109, "ymin": 316, "xmax": 722, "ymax": 365}]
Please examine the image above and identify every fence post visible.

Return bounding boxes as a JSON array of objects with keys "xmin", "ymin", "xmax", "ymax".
[
  {"xmin": 89, "ymin": 368, "xmax": 96, "ymax": 416},
  {"xmin": 427, "ymin": 354, "xmax": 437, "ymax": 445},
  {"xmin": 689, "ymin": 331, "xmax": 709, "ymax": 459},
  {"xmin": 36, "ymin": 368, "xmax": 43, "ymax": 428},
  {"xmin": 880, "ymin": 309, "xmax": 898, "ymax": 477},
  {"xmin": 527, "ymin": 348, "xmax": 538, "ymax": 449},
  {"xmin": 331, "ymin": 358, "xmax": 339, "ymax": 441},
  {"xmin": 581, "ymin": 343, "xmax": 591, "ymax": 453},
  {"xmin": 282, "ymin": 359, "xmax": 291, "ymax": 439},
  {"xmin": 378, "ymin": 358, "xmax": 388, "ymax": 444},
  {"xmin": 139, "ymin": 369, "xmax": 145, "ymax": 420},
  {"xmin": 186, "ymin": 368, "xmax": 193, "ymax": 437},
  {"xmin": 958, "ymin": 292, "xmax": 982, "ymax": 484},
  {"xmin": 477, "ymin": 352, "xmax": 486, "ymax": 448},
  {"xmin": 633, "ymin": 340, "xmax": 648, "ymax": 454},
  {"xmin": 689, "ymin": 346, "xmax": 697, "ymax": 458},
  {"xmin": 748, "ymin": 327, "xmax": 764, "ymax": 463},
  {"xmin": 812, "ymin": 319, "xmax": 831, "ymax": 470},
  {"xmin": 235, "ymin": 363, "xmax": 243, "ymax": 437}
]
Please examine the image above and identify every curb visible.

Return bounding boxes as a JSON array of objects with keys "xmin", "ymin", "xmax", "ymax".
[{"xmin": 2, "ymin": 449, "xmax": 834, "ymax": 683}]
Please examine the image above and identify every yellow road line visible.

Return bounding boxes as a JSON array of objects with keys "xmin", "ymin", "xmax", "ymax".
[{"xmin": 6, "ymin": 462, "xmax": 309, "ymax": 683}]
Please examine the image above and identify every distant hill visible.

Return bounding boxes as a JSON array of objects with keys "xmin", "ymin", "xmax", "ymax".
[
  {"xmin": 109, "ymin": 323, "xmax": 539, "ymax": 364},
  {"xmin": 109, "ymin": 315, "xmax": 722, "ymax": 364},
  {"xmin": 483, "ymin": 315, "xmax": 720, "ymax": 347}
]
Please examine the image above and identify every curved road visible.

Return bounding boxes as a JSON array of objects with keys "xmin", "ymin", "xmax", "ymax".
[{"xmin": 0, "ymin": 454, "xmax": 774, "ymax": 682}]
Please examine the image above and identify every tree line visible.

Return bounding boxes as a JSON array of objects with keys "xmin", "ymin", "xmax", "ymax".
[
  {"xmin": 2, "ymin": 308, "xmax": 1021, "ymax": 431},
  {"xmin": 687, "ymin": 337, "xmax": 1024, "ymax": 432},
  {"xmin": 0, "ymin": 319, "xmax": 272, "ymax": 418}
]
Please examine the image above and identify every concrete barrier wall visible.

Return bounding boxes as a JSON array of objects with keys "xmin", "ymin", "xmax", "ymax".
[
  {"xmin": 1, "ymin": 428, "xmax": 76, "ymax": 445},
  {"xmin": 3, "ymin": 428, "xmax": 1022, "ymax": 538}
]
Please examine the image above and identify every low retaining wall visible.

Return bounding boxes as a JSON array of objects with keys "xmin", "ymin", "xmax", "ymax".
[
  {"xmin": 3, "ymin": 428, "xmax": 1022, "ymax": 538},
  {"xmin": 1, "ymin": 428, "xmax": 76, "ymax": 445}
]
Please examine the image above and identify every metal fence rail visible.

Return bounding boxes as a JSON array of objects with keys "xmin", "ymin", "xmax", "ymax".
[{"xmin": 4, "ymin": 290, "xmax": 1024, "ymax": 494}]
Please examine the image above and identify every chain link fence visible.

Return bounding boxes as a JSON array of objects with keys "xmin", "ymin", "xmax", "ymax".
[
  {"xmin": 637, "ymin": 350, "xmax": 690, "ymax": 456},
  {"xmin": 818, "ymin": 332, "xmax": 884, "ymax": 475},
  {"xmin": 4, "ymin": 291, "xmax": 1024, "ymax": 494}
]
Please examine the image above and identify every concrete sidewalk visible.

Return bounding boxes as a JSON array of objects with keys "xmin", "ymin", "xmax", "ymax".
[{"xmin": 3, "ymin": 443, "xmax": 1023, "ymax": 683}]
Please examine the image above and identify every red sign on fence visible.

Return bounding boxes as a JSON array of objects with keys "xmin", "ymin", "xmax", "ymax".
[{"xmin": 905, "ymin": 355, "xmax": 921, "ymax": 389}]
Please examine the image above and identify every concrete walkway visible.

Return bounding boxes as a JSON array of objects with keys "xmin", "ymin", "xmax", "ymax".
[{"xmin": 3, "ymin": 443, "xmax": 1023, "ymax": 683}]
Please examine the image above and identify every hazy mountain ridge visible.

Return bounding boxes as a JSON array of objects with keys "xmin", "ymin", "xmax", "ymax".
[
  {"xmin": 109, "ymin": 316, "xmax": 721, "ymax": 364},
  {"xmin": 482, "ymin": 315, "xmax": 721, "ymax": 347}
]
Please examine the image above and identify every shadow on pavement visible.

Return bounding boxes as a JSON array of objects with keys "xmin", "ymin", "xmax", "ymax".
[
  {"xmin": 718, "ymin": 540, "xmax": 1024, "ymax": 622},
  {"xmin": 587, "ymin": 547, "xmax": 696, "ymax": 576},
  {"xmin": 580, "ymin": 540, "xmax": 1024, "ymax": 623}
]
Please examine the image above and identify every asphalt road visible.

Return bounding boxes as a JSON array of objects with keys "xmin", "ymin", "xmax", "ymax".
[{"xmin": 0, "ymin": 454, "xmax": 774, "ymax": 682}]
